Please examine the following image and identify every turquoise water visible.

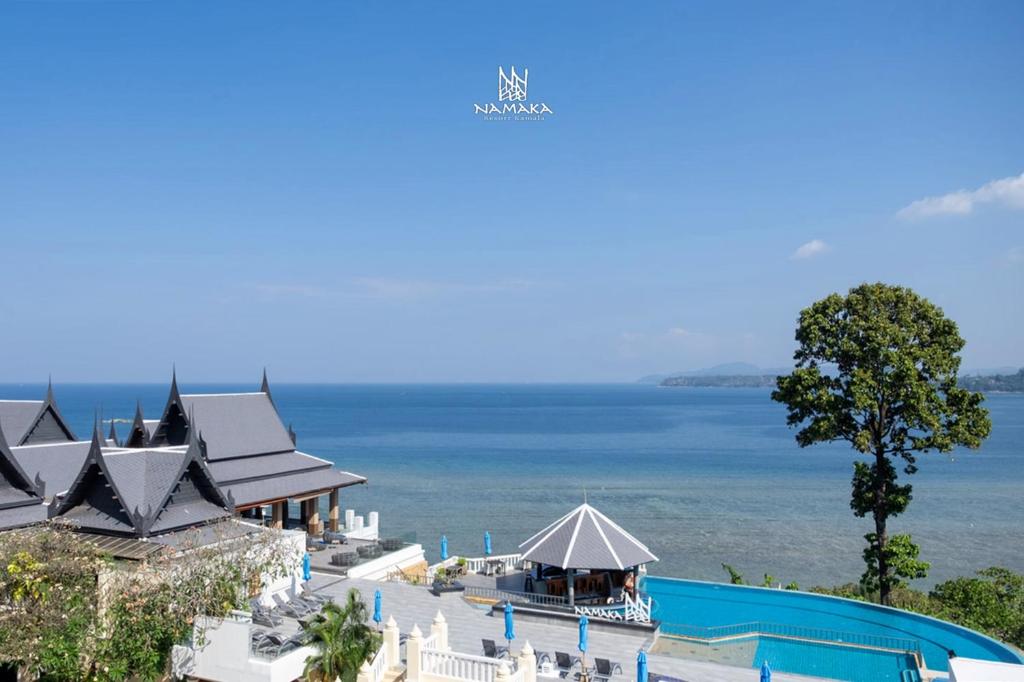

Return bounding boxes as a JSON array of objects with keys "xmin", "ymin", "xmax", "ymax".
[
  {"xmin": 645, "ymin": 576, "xmax": 1023, "ymax": 678},
  {"xmin": 752, "ymin": 639, "xmax": 920, "ymax": 682},
  {"xmin": 3, "ymin": 383, "xmax": 1022, "ymax": 589}
]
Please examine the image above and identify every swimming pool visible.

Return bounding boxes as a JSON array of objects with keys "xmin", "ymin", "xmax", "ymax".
[{"xmin": 644, "ymin": 576, "xmax": 1023, "ymax": 681}]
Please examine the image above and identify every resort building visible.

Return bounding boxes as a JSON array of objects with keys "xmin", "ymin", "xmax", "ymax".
[{"xmin": 0, "ymin": 372, "xmax": 367, "ymax": 540}]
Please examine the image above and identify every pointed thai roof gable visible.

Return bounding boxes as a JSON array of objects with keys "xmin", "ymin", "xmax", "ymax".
[
  {"xmin": 52, "ymin": 424, "xmax": 137, "ymax": 532},
  {"xmin": 0, "ymin": 423, "xmax": 47, "ymax": 530},
  {"xmin": 148, "ymin": 369, "xmax": 190, "ymax": 447},
  {"xmin": 55, "ymin": 422, "xmax": 232, "ymax": 537},
  {"xmin": 8, "ymin": 379, "xmax": 77, "ymax": 446},
  {"xmin": 518, "ymin": 502, "xmax": 658, "ymax": 571},
  {"xmin": 0, "ymin": 422, "xmax": 44, "ymax": 499},
  {"xmin": 107, "ymin": 420, "xmax": 120, "ymax": 447},
  {"xmin": 260, "ymin": 368, "xmax": 276, "ymax": 411},
  {"xmin": 124, "ymin": 402, "xmax": 148, "ymax": 448}
]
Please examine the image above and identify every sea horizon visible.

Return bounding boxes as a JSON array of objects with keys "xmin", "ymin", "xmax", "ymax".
[{"xmin": 5, "ymin": 382, "xmax": 1021, "ymax": 591}]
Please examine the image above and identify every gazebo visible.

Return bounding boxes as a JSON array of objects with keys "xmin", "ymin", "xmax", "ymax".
[{"xmin": 518, "ymin": 502, "xmax": 658, "ymax": 606}]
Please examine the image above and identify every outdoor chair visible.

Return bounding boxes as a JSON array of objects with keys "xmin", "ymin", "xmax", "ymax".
[
  {"xmin": 272, "ymin": 593, "xmax": 314, "ymax": 618},
  {"xmin": 380, "ymin": 537, "xmax": 403, "ymax": 551},
  {"xmin": 300, "ymin": 584, "xmax": 331, "ymax": 606},
  {"xmin": 555, "ymin": 652, "xmax": 581, "ymax": 678},
  {"xmin": 331, "ymin": 551, "xmax": 357, "ymax": 567},
  {"xmin": 357, "ymin": 544, "xmax": 383, "ymax": 559},
  {"xmin": 324, "ymin": 530, "xmax": 347, "ymax": 544},
  {"xmin": 592, "ymin": 658, "xmax": 623, "ymax": 682},
  {"xmin": 248, "ymin": 598, "xmax": 282, "ymax": 627},
  {"xmin": 482, "ymin": 639, "xmax": 509, "ymax": 659},
  {"xmin": 251, "ymin": 630, "xmax": 288, "ymax": 655}
]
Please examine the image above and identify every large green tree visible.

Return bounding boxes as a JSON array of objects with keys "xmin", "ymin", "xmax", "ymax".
[{"xmin": 772, "ymin": 283, "xmax": 991, "ymax": 605}]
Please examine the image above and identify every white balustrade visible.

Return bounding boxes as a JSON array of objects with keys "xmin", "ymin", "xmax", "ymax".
[{"xmin": 421, "ymin": 649, "xmax": 522, "ymax": 682}]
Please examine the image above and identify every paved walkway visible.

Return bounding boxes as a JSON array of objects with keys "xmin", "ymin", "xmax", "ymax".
[{"xmin": 308, "ymin": 573, "xmax": 834, "ymax": 682}]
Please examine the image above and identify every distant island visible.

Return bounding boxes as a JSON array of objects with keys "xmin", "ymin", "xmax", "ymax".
[
  {"xmin": 957, "ymin": 369, "xmax": 1024, "ymax": 392},
  {"xmin": 660, "ymin": 375, "xmax": 778, "ymax": 388},
  {"xmin": 650, "ymin": 365, "xmax": 1024, "ymax": 391}
]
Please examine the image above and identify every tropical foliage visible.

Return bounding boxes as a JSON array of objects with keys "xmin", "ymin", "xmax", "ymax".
[
  {"xmin": 772, "ymin": 283, "xmax": 991, "ymax": 604},
  {"xmin": 811, "ymin": 567, "xmax": 1024, "ymax": 649},
  {"xmin": 0, "ymin": 522, "xmax": 298, "ymax": 680},
  {"xmin": 303, "ymin": 588, "xmax": 382, "ymax": 682}
]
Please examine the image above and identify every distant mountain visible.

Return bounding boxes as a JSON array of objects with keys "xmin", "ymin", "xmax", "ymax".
[
  {"xmin": 639, "ymin": 363, "xmax": 791, "ymax": 384},
  {"xmin": 960, "ymin": 366, "xmax": 1021, "ymax": 377},
  {"xmin": 958, "ymin": 369, "xmax": 1024, "ymax": 392},
  {"xmin": 660, "ymin": 375, "xmax": 778, "ymax": 388}
]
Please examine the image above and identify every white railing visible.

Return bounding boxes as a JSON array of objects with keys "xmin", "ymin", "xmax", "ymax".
[
  {"xmin": 421, "ymin": 649, "xmax": 522, "ymax": 682},
  {"xmin": 367, "ymin": 642, "xmax": 389, "ymax": 682},
  {"xmin": 462, "ymin": 553, "xmax": 523, "ymax": 575},
  {"xmin": 574, "ymin": 593, "xmax": 652, "ymax": 624}
]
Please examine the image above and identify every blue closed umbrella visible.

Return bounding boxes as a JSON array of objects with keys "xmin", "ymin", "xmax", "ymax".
[
  {"xmin": 504, "ymin": 601, "xmax": 515, "ymax": 642},
  {"xmin": 373, "ymin": 589, "xmax": 382, "ymax": 627},
  {"xmin": 760, "ymin": 661, "xmax": 771, "ymax": 682},
  {"xmin": 302, "ymin": 552, "xmax": 311, "ymax": 581},
  {"xmin": 440, "ymin": 535, "xmax": 449, "ymax": 561},
  {"xmin": 484, "ymin": 531, "xmax": 492, "ymax": 556},
  {"xmin": 637, "ymin": 650, "xmax": 648, "ymax": 682},
  {"xmin": 578, "ymin": 615, "xmax": 589, "ymax": 653}
]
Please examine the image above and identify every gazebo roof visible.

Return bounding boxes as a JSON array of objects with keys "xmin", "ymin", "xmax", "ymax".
[{"xmin": 519, "ymin": 502, "xmax": 658, "ymax": 571}]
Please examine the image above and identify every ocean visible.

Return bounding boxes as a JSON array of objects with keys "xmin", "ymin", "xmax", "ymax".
[{"xmin": 3, "ymin": 383, "xmax": 1021, "ymax": 589}]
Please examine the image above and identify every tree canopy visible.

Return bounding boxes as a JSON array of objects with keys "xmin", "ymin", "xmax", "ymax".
[{"xmin": 772, "ymin": 283, "xmax": 990, "ymax": 604}]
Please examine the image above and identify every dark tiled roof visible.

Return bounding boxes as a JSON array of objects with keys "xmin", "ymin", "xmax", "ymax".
[
  {"xmin": 208, "ymin": 450, "xmax": 333, "ymax": 483},
  {"xmin": 519, "ymin": 503, "xmax": 658, "ymax": 570},
  {"xmin": 222, "ymin": 466, "xmax": 365, "ymax": 507},
  {"xmin": 56, "ymin": 429, "xmax": 232, "ymax": 538},
  {"xmin": 0, "ymin": 421, "xmax": 47, "ymax": 531},
  {"xmin": 0, "ymin": 503, "xmax": 48, "ymax": 530},
  {"xmin": 0, "ymin": 401, "xmax": 42, "ymax": 445},
  {"xmin": 179, "ymin": 393, "xmax": 295, "ymax": 460},
  {"xmin": 10, "ymin": 441, "xmax": 93, "ymax": 499}
]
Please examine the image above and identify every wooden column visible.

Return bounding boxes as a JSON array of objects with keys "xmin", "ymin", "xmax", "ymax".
[
  {"xmin": 271, "ymin": 501, "xmax": 284, "ymax": 529},
  {"xmin": 309, "ymin": 497, "xmax": 322, "ymax": 536},
  {"xmin": 567, "ymin": 568, "xmax": 576, "ymax": 607},
  {"xmin": 299, "ymin": 499, "xmax": 309, "ymax": 527},
  {"xmin": 329, "ymin": 489, "xmax": 340, "ymax": 532},
  {"xmin": 254, "ymin": 505, "xmax": 264, "ymax": 521},
  {"xmin": 281, "ymin": 500, "xmax": 290, "ymax": 528}
]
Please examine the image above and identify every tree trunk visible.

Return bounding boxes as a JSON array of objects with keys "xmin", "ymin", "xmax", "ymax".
[{"xmin": 874, "ymin": 447, "xmax": 890, "ymax": 606}]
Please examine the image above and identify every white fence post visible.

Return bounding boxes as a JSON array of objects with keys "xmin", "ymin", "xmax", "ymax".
[
  {"xmin": 496, "ymin": 661, "xmax": 511, "ymax": 682},
  {"xmin": 407, "ymin": 625, "xmax": 423, "ymax": 682},
  {"xmin": 519, "ymin": 642, "xmax": 537, "ymax": 682},
  {"xmin": 358, "ymin": 659, "xmax": 373, "ymax": 682},
  {"xmin": 384, "ymin": 615, "xmax": 400, "ymax": 670},
  {"xmin": 431, "ymin": 610, "xmax": 449, "ymax": 651}
]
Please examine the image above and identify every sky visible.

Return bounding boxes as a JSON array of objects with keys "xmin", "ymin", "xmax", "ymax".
[{"xmin": 1, "ymin": 1, "xmax": 1021, "ymax": 382}]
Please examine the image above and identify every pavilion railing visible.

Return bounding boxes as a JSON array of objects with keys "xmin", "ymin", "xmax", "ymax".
[
  {"xmin": 574, "ymin": 592, "xmax": 652, "ymax": 624},
  {"xmin": 463, "ymin": 586, "xmax": 569, "ymax": 609}
]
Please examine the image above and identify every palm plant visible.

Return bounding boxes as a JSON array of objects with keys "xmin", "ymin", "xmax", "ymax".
[{"xmin": 303, "ymin": 588, "xmax": 382, "ymax": 682}]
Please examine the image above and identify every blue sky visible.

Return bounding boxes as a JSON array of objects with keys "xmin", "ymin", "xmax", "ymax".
[{"xmin": 1, "ymin": 2, "xmax": 1021, "ymax": 382}]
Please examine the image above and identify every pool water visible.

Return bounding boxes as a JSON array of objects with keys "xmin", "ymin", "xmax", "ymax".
[
  {"xmin": 652, "ymin": 635, "xmax": 921, "ymax": 681},
  {"xmin": 644, "ymin": 577, "xmax": 1022, "ymax": 681}
]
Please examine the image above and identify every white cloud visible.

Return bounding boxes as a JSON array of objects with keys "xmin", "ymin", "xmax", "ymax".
[
  {"xmin": 897, "ymin": 172, "xmax": 1024, "ymax": 220},
  {"xmin": 791, "ymin": 239, "xmax": 829, "ymax": 260}
]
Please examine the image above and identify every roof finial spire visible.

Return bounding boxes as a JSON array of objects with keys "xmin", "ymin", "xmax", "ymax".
[
  {"xmin": 583, "ymin": 487, "xmax": 588, "ymax": 504},
  {"xmin": 261, "ymin": 368, "xmax": 277, "ymax": 411},
  {"xmin": 46, "ymin": 374, "xmax": 54, "ymax": 402}
]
